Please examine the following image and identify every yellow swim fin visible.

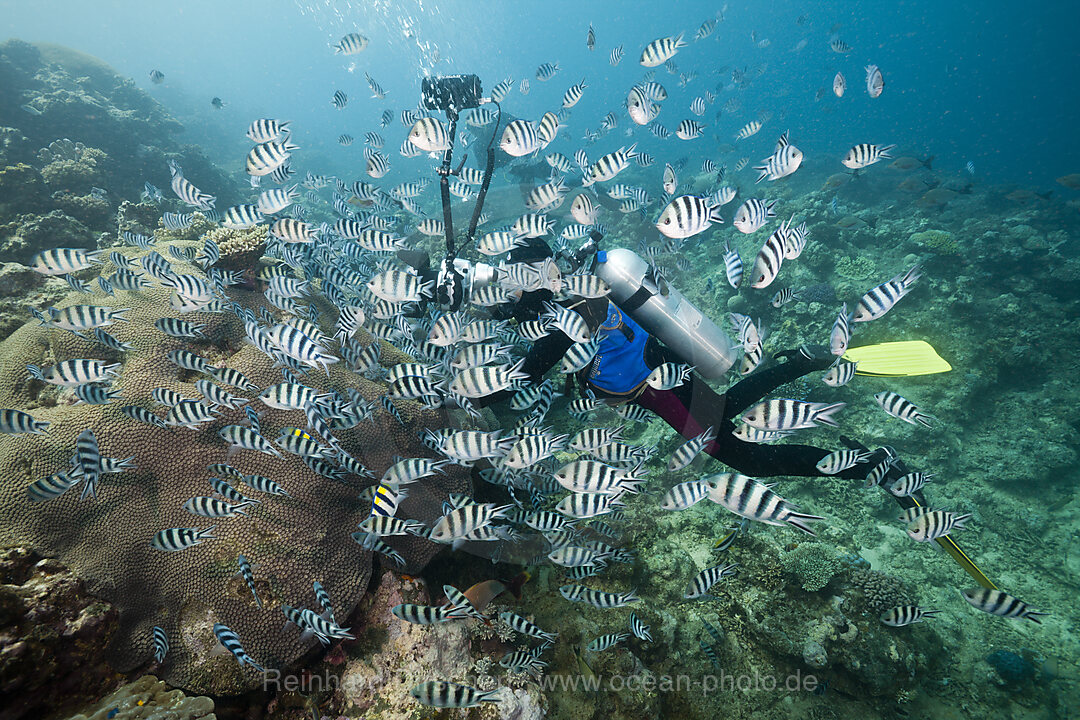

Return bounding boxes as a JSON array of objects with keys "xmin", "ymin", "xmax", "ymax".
[
  {"xmin": 904, "ymin": 496, "xmax": 997, "ymax": 590},
  {"xmin": 843, "ymin": 340, "xmax": 951, "ymax": 377}
]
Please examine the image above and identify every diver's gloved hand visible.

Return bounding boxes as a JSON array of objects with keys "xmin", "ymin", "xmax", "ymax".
[{"xmin": 773, "ymin": 344, "xmax": 834, "ymax": 371}]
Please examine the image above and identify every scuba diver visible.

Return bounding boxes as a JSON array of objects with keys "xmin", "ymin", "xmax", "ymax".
[
  {"xmin": 468, "ymin": 237, "xmax": 892, "ymax": 481},
  {"xmin": 406, "ymin": 72, "xmax": 994, "ymax": 589}
]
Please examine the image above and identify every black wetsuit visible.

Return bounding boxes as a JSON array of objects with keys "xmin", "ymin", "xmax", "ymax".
[{"xmin": 479, "ymin": 294, "xmax": 889, "ymax": 481}]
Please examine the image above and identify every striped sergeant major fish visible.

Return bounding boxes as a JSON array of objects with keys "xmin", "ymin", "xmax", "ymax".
[
  {"xmin": 161, "ymin": 211, "xmax": 194, "ymax": 230},
  {"xmin": 562, "ymin": 78, "xmax": 587, "ymax": 108},
  {"xmin": 213, "ymin": 623, "xmax": 266, "ymax": 672},
  {"xmin": 866, "ymin": 64, "xmax": 884, "ymax": 98},
  {"xmin": 610, "ymin": 45, "xmax": 624, "ymax": 66},
  {"xmin": 629, "ymin": 612, "xmax": 652, "ymax": 642},
  {"xmin": 364, "ymin": 72, "xmax": 386, "ymax": 98},
  {"xmin": 0, "ymin": 408, "xmax": 50, "ymax": 436},
  {"xmin": 74, "ymin": 384, "xmax": 122, "ymax": 405},
  {"xmin": 313, "ymin": 580, "xmax": 335, "ymax": 623},
  {"xmin": 237, "ymin": 554, "xmax": 261, "ymax": 607},
  {"xmin": 675, "ymin": 119, "xmax": 704, "ymax": 140},
  {"xmin": 736, "ymin": 120, "xmax": 763, "ymax": 140},
  {"xmin": 410, "ymin": 681, "xmax": 502, "ymax": 709},
  {"xmin": 150, "ymin": 526, "xmax": 217, "ymax": 551},
  {"xmin": 583, "ymin": 144, "xmax": 639, "ymax": 185},
  {"xmin": 853, "ymin": 265, "xmax": 921, "ymax": 322},
  {"xmin": 333, "ymin": 32, "xmax": 368, "ymax": 55},
  {"xmin": 874, "ymin": 391, "xmax": 935, "ymax": 427},
  {"xmin": 723, "ymin": 242, "xmax": 743, "ymax": 288},
  {"xmin": 755, "ymin": 138, "xmax": 804, "ymax": 183},
  {"xmin": 351, "ymin": 530, "xmax": 406, "ymax": 567},
  {"xmin": 364, "ymin": 149, "xmax": 390, "ymax": 178},
  {"xmin": 587, "ymin": 633, "xmax": 628, "ymax": 652},
  {"xmin": 221, "ymin": 204, "xmax": 264, "ymax": 229},
  {"xmin": 830, "ymin": 303, "xmax": 852, "ymax": 355},
  {"xmin": 906, "ymin": 510, "xmax": 971, "ymax": 542},
  {"xmin": 815, "ymin": 448, "xmax": 872, "ymax": 475},
  {"xmin": 30, "ymin": 247, "xmax": 101, "ymax": 276},
  {"xmin": 740, "ymin": 398, "xmax": 845, "ymax": 431},
  {"xmin": 429, "ymin": 502, "xmax": 512, "ymax": 543},
  {"xmin": 331, "ymin": 89, "xmax": 348, "ymax": 108},
  {"xmin": 245, "ymin": 140, "xmax": 298, "ymax": 177},
  {"xmin": 168, "ymin": 160, "xmax": 216, "ymax": 210},
  {"xmin": 842, "ymin": 143, "xmax": 896, "ymax": 169},
  {"xmin": 408, "ymin": 117, "xmax": 449, "ymax": 152},
  {"xmin": 559, "ymin": 584, "xmax": 640, "ymax": 608},
  {"xmin": 490, "ymin": 76, "xmax": 512, "ymax": 101},
  {"xmin": 392, "ymin": 602, "xmax": 459, "ymax": 625},
  {"xmin": 152, "ymin": 625, "xmax": 169, "ymax": 663},
  {"xmin": 683, "ymin": 562, "xmax": 739, "ymax": 599},
  {"xmin": 500, "ymin": 611, "xmax": 558, "ymax": 643},
  {"xmin": 668, "ymin": 427, "xmax": 716, "ymax": 472},
  {"xmin": 660, "ymin": 479, "xmax": 712, "ymax": 511},
  {"xmin": 960, "ymin": 588, "xmax": 1047, "ymax": 624},
  {"xmin": 535, "ymin": 62, "xmax": 560, "ymax": 81},
  {"xmin": 242, "ymin": 473, "xmax": 289, "ymax": 497},
  {"xmin": 499, "ymin": 119, "xmax": 540, "ymax": 157},
  {"xmin": 640, "ymin": 34, "xmax": 686, "ymax": 67},
  {"xmin": 27, "ymin": 359, "xmax": 121, "ymax": 387},
  {"xmin": 880, "ymin": 605, "xmax": 940, "ymax": 627},
  {"xmin": 705, "ymin": 472, "xmax": 824, "ymax": 535},
  {"xmin": 655, "ymin": 195, "xmax": 724, "ymax": 240},
  {"xmin": 733, "ymin": 197, "xmax": 777, "ymax": 234},
  {"xmin": 247, "ymin": 118, "xmax": 289, "ymax": 143},
  {"xmin": 183, "ymin": 495, "xmax": 253, "ymax": 518}
]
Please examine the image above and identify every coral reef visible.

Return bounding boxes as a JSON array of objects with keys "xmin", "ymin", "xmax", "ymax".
[
  {"xmin": 833, "ymin": 254, "xmax": 876, "ymax": 282},
  {"xmin": 0, "ymin": 161, "xmax": 48, "ymax": 213},
  {"xmin": 910, "ymin": 228, "xmax": 959, "ymax": 255},
  {"xmin": 0, "ymin": 546, "xmax": 120, "ymax": 720},
  {"xmin": 38, "ymin": 140, "xmax": 111, "ymax": 194},
  {"xmin": 199, "ymin": 225, "xmax": 266, "ymax": 273},
  {"xmin": 0, "ymin": 244, "xmax": 470, "ymax": 697},
  {"xmin": 780, "ymin": 543, "xmax": 843, "ymax": 592},
  {"xmin": 0, "ymin": 208, "xmax": 99, "ymax": 266},
  {"xmin": 846, "ymin": 569, "xmax": 912, "ymax": 615},
  {"xmin": 64, "ymin": 674, "xmax": 215, "ymax": 720}
]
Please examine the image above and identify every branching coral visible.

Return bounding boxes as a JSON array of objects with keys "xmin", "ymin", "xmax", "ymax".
[
  {"xmin": 834, "ymin": 255, "xmax": 877, "ymax": 282},
  {"xmin": 780, "ymin": 543, "xmax": 842, "ymax": 592}
]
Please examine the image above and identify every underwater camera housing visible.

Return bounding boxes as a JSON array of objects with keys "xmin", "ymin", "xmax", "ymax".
[{"xmin": 421, "ymin": 74, "xmax": 483, "ymax": 114}]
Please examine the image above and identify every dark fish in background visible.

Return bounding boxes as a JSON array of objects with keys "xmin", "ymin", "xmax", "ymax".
[
  {"xmin": 210, "ymin": 97, "xmax": 224, "ymax": 109},
  {"xmin": 149, "ymin": 69, "xmax": 164, "ymax": 84}
]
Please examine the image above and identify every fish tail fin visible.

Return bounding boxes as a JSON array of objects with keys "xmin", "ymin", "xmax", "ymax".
[
  {"xmin": 922, "ymin": 155, "xmax": 935, "ymax": 170},
  {"xmin": 812, "ymin": 401, "xmax": 846, "ymax": 427},
  {"xmin": 785, "ymin": 512, "xmax": 824, "ymax": 535}
]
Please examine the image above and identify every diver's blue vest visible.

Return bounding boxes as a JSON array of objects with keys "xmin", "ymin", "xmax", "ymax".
[{"xmin": 587, "ymin": 302, "xmax": 653, "ymax": 395}]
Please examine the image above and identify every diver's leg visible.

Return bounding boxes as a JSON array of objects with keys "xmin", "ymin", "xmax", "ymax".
[
  {"xmin": 636, "ymin": 373, "xmax": 733, "ymax": 441},
  {"xmin": 723, "ymin": 349, "xmax": 832, "ymax": 417},
  {"xmin": 709, "ymin": 435, "xmax": 880, "ymax": 479},
  {"xmin": 636, "ymin": 373, "xmax": 887, "ymax": 479}
]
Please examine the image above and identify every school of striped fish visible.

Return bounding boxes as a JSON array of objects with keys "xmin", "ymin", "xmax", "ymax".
[{"xmin": 1, "ymin": 10, "xmax": 1049, "ymax": 710}]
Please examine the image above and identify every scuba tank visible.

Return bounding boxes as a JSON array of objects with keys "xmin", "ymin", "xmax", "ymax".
[{"xmin": 594, "ymin": 248, "xmax": 739, "ymax": 379}]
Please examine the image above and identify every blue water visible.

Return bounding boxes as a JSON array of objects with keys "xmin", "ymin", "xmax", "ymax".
[{"xmin": 3, "ymin": 0, "xmax": 1075, "ymax": 187}]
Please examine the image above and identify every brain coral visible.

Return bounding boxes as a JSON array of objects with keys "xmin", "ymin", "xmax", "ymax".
[{"xmin": 0, "ymin": 240, "xmax": 468, "ymax": 696}]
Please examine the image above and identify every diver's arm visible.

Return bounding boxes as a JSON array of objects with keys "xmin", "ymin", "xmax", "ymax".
[
  {"xmin": 473, "ymin": 296, "xmax": 608, "ymax": 408},
  {"xmin": 722, "ymin": 346, "xmax": 834, "ymax": 417}
]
